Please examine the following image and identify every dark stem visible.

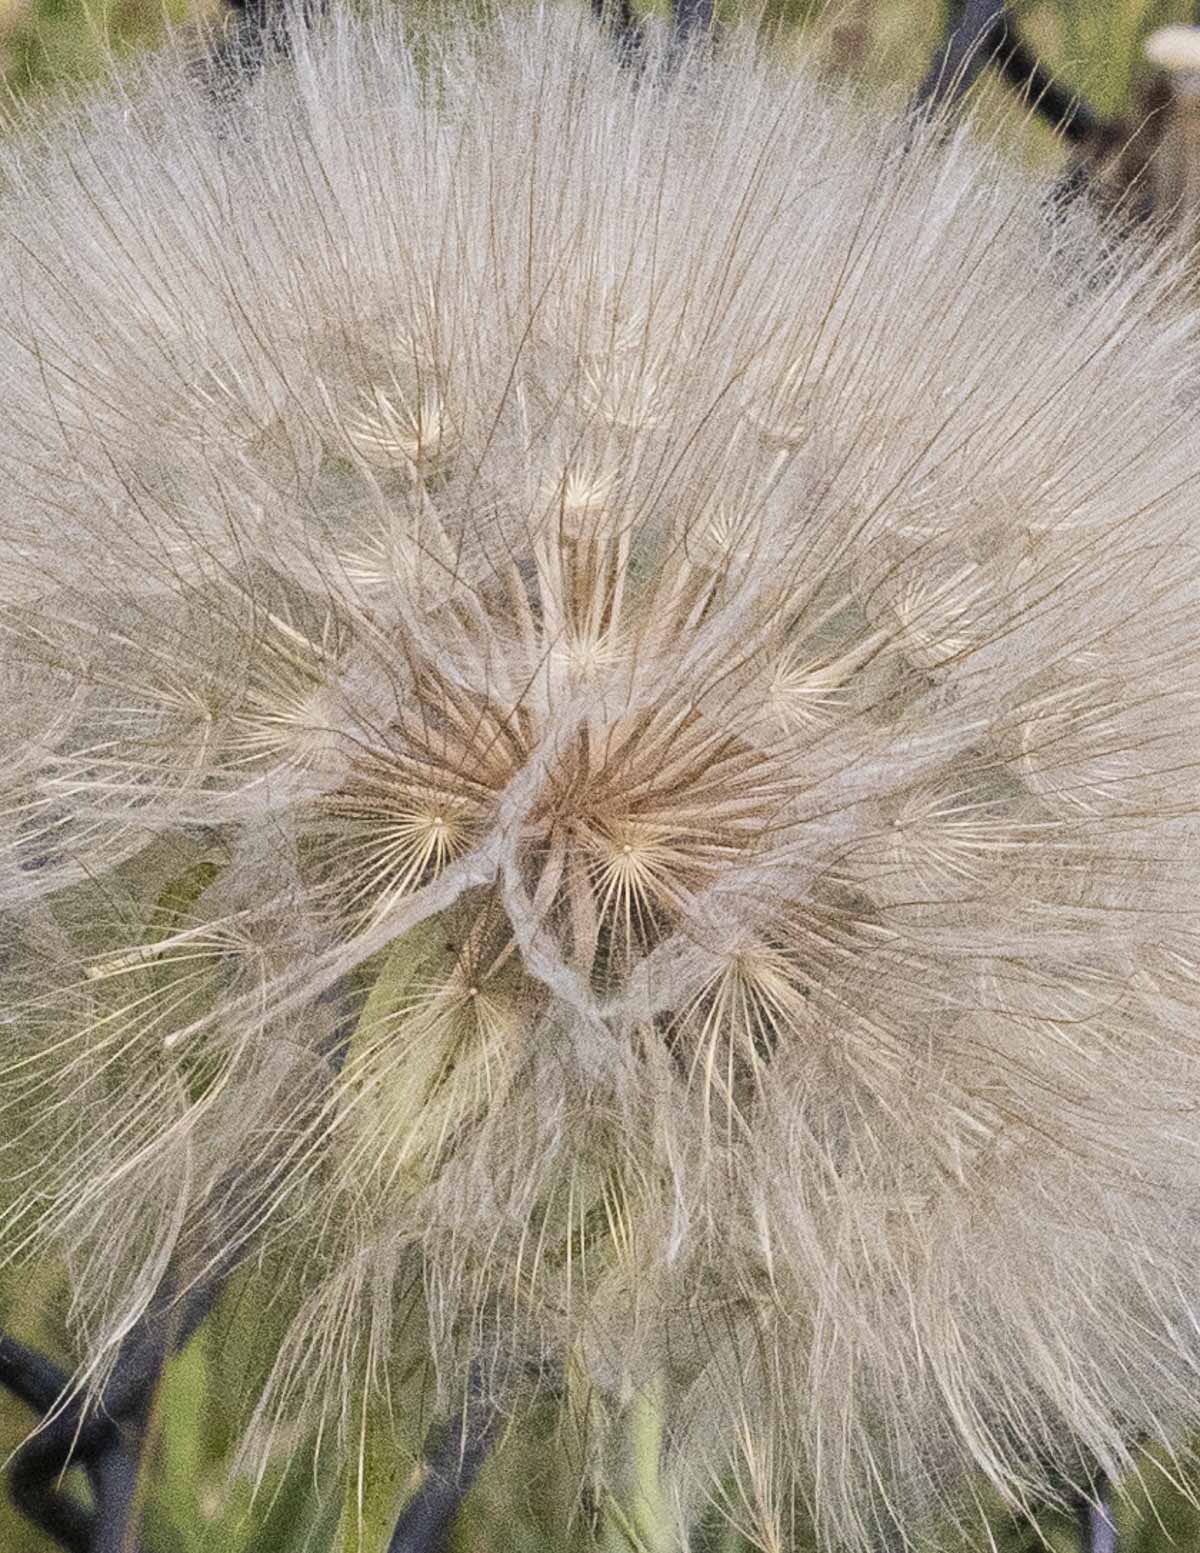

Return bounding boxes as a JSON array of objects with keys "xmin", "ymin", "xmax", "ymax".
[
  {"xmin": 671, "ymin": 0, "xmax": 714, "ymax": 51},
  {"xmin": 87, "ymin": 1299, "xmax": 188, "ymax": 1553},
  {"xmin": 914, "ymin": 0, "xmax": 1009, "ymax": 108},
  {"xmin": 386, "ymin": 1365, "xmax": 500, "ymax": 1553},
  {"xmin": 4, "ymin": 1339, "xmax": 116, "ymax": 1553},
  {"xmin": 91, "ymin": 1444, "xmax": 151, "ymax": 1553},
  {"xmin": 1075, "ymin": 1477, "xmax": 1118, "ymax": 1553},
  {"xmin": 1, "ymin": 1277, "xmax": 222, "ymax": 1551},
  {"xmin": 207, "ymin": 0, "xmax": 326, "ymax": 93},
  {"xmin": 0, "ymin": 1331, "xmax": 73, "ymax": 1414},
  {"xmin": 991, "ymin": 26, "xmax": 1102, "ymax": 144},
  {"xmin": 590, "ymin": 0, "xmax": 646, "ymax": 67},
  {"xmin": 9, "ymin": 1427, "xmax": 94, "ymax": 1553},
  {"xmin": 914, "ymin": 0, "xmax": 1102, "ymax": 144}
]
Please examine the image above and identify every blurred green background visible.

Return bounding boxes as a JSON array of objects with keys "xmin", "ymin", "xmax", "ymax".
[
  {"xmin": 0, "ymin": 0, "xmax": 1193, "ymax": 149},
  {"xmin": 5, "ymin": 0, "xmax": 1200, "ymax": 1548}
]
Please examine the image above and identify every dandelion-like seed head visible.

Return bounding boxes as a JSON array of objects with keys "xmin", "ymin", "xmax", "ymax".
[
  {"xmin": 344, "ymin": 377, "xmax": 454, "ymax": 476},
  {"xmin": 540, "ymin": 456, "xmax": 625, "ymax": 523},
  {"xmin": 583, "ymin": 349, "xmax": 663, "ymax": 432},
  {"xmin": 5, "ymin": 9, "xmax": 1200, "ymax": 1550}
]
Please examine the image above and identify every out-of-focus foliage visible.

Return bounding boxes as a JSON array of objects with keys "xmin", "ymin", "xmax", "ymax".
[
  {"xmin": 0, "ymin": 0, "xmax": 1197, "ymax": 134},
  {"xmin": 6, "ymin": 1257, "xmax": 1200, "ymax": 1553},
  {"xmin": 0, "ymin": 0, "xmax": 205, "ymax": 98}
]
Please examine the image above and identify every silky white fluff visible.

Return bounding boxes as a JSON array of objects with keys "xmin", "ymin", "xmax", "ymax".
[{"xmin": 3, "ymin": 7, "xmax": 1200, "ymax": 1548}]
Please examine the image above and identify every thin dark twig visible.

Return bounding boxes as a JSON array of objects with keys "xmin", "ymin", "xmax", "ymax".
[
  {"xmin": 0, "ymin": 1332, "xmax": 72, "ymax": 1414},
  {"xmin": 1075, "ymin": 1477, "xmax": 1118, "ymax": 1553},
  {"xmin": 91, "ymin": 1446, "xmax": 149, "ymax": 1553},
  {"xmin": 914, "ymin": 0, "xmax": 1102, "ymax": 143},
  {"xmin": 914, "ymin": 0, "xmax": 1007, "ymax": 109},
  {"xmin": 590, "ymin": 0, "xmax": 646, "ymax": 67},
  {"xmin": 387, "ymin": 1364, "xmax": 500, "ymax": 1553},
  {"xmin": 1, "ymin": 1276, "xmax": 223, "ymax": 1550},
  {"xmin": 22, "ymin": 1278, "xmax": 218, "ymax": 1466},
  {"xmin": 206, "ymin": 0, "xmax": 326, "ymax": 95},
  {"xmin": 87, "ymin": 1301, "xmax": 183, "ymax": 1553},
  {"xmin": 9, "ymin": 1431, "xmax": 95, "ymax": 1553},
  {"xmin": 671, "ymin": 0, "xmax": 714, "ymax": 51},
  {"xmin": 3, "ymin": 1339, "xmax": 110, "ymax": 1553},
  {"xmin": 992, "ymin": 26, "xmax": 1102, "ymax": 144}
]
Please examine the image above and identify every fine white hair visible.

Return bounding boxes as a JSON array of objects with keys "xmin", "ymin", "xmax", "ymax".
[{"xmin": 2, "ymin": 7, "xmax": 1200, "ymax": 1548}]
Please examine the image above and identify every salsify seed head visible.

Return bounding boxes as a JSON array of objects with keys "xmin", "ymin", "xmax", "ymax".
[{"xmin": 4, "ymin": 6, "xmax": 1200, "ymax": 1547}]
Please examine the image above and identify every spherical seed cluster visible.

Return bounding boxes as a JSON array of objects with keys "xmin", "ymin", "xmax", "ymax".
[{"xmin": 3, "ymin": 8, "xmax": 1200, "ymax": 1547}]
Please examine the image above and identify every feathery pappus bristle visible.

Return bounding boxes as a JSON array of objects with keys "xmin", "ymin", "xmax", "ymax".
[{"xmin": 2, "ymin": 6, "xmax": 1200, "ymax": 1548}]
